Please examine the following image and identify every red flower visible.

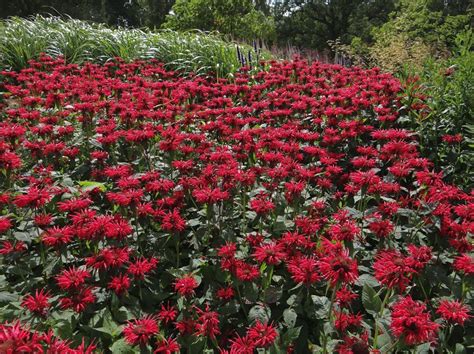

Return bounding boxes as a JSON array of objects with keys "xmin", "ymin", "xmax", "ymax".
[
  {"xmin": 123, "ymin": 315, "xmax": 159, "ymax": 346},
  {"xmin": 319, "ymin": 248, "xmax": 358, "ymax": 287},
  {"xmin": 161, "ymin": 208, "xmax": 186, "ymax": 232},
  {"xmin": 59, "ymin": 287, "xmax": 96, "ymax": 313},
  {"xmin": 175, "ymin": 317, "xmax": 196, "ymax": 335},
  {"xmin": 252, "ymin": 241, "xmax": 286, "ymax": 265},
  {"xmin": 246, "ymin": 321, "xmax": 278, "ymax": 348},
  {"xmin": 334, "ymin": 311, "xmax": 363, "ymax": 332},
  {"xmin": 368, "ymin": 219, "xmax": 394, "ymax": 238},
  {"xmin": 336, "ymin": 333, "xmax": 370, "ymax": 354},
  {"xmin": 174, "ymin": 275, "xmax": 198, "ymax": 297},
  {"xmin": 104, "ymin": 217, "xmax": 133, "ymax": 239},
  {"xmin": 21, "ymin": 290, "xmax": 50, "ymax": 316},
  {"xmin": 390, "ymin": 296, "xmax": 439, "ymax": 346},
  {"xmin": 108, "ymin": 274, "xmax": 131, "ymax": 295},
  {"xmin": 128, "ymin": 257, "xmax": 158, "ymax": 280},
  {"xmin": 194, "ymin": 305, "xmax": 220, "ymax": 339},
  {"xmin": 437, "ymin": 300, "xmax": 471, "ymax": 326},
  {"xmin": 33, "ymin": 213, "xmax": 53, "ymax": 227},
  {"xmin": 442, "ymin": 134, "xmax": 462, "ymax": 144},
  {"xmin": 158, "ymin": 303, "xmax": 177, "ymax": 324},
  {"xmin": 406, "ymin": 245, "xmax": 432, "ymax": 271},
  {"xmin": 287, "ymin": 256, "xmax": 319, "ymax": 285},
  {"xmin": 373, "ymin": 249, "xmax": 413, "ymax": 292},
  {"xmin": 453, "ymin": 254, "xmax": 474, "ymax": 275},
  {"xmin": 193, "ymin": 187, "xmax": 229, "ymax": 204},
  {"xmin": 154, "ymin": 337, "xmax": 180, "ymax": 353},
  {"xmin": 328, "ymin": 220, "xmax": 360, "ymax": 242},
  {"xmin": 234, "ymin": 261, "xmax": 260, "ymax": 282},
  {"xmin": 41, "ymin": 226, "xmax": 74, "ymax": 247},
  {"xmin": 216, "ymin": 286, "xmax": 234, "ymax": 302},
  {"xmin": 249, "ymin": 193, "xmax": 275, "ymax": 215},
  {"xmin": 229, "ymin": 333, "xmax": 256, "ymax": 354},
  {"xmin": 14, "ymin": 187, "xmax": 50, "ymax": 208},
  {"xmin": 0, "ymin": 321, "xmax": 43, "ymax": 353},
  {"xmin": 0, "ymin": 240, "xmax": 26, "ymax": 255},
  {"xmin": 56, "ymin": 267, "xmax": 91, "ymax": 291},
  {"xmin": 336, "ymin": 287, "xmax": 358, "ymax": 307},
  {"xmin": 0, "ymin": 217, "xmax": 12, "ymax": 233}
]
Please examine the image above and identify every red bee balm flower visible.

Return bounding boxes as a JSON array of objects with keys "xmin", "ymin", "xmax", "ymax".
[
  {"xmin": 373, "ymin": 249, "xmax": 413, "ymax": 292},
  {"xmin": 287, "ymin": 256, "xmax": 319, "ymax": 285},
  {"xmin": 154, "ymin": 337, "xmax": 180, "ymax": 353},
  {"xmin": 21, "ymin": 290, "xmax": 50, "ymax": 316},
  {"xmin": 216, "ymin": 286, "xmax": 235, "ymax": 301},
  {"xmin": 194, "ymin": 305, "xmax": 220, "ymax": 339},
  {"xmin": 108, "ymin": 274, "xmax": 131, "ymax": 295},
  {"xmin": 158, "ymin": 303, "xmax": 178, "ymax": 324},
  {"xmin": 437, "ymin": 300, "xmax": 471, "ymax": 326},
  {"xmin": 453, "ymin": 254, "xmax": 474, "ymax": 275},
  {"xmin": 390, "ymin": 296, "xmax": 439, "ymax": 346},
  {"xmin": 55, "ymin": 267, "xmax": 91, "ymax": 291},
  {"xmin": 0, "ymin": 217, "xmax": 12, "ymax": 233},
  {"xmin": 174, "ymin": 275, "xmax": 198, "ymax": 297},
  {"xmin": 246, "ymin": 321, "xmax": 278, "ymax": 348},
  {"xmin": 319, "ymin": 249, "xmax": 358, "ymax": 287},
  {"xmin": 252, "ymin": 241, "xmax": 286, "ymax": 265},
  {"xmin": 123, "ymin": 315, "xmax": 159, "ymax": 346}
]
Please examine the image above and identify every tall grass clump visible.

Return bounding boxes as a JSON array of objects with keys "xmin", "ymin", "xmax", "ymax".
[{"xmin": 0, "ymin": 15, "xmax": 269, "ymax": 77}]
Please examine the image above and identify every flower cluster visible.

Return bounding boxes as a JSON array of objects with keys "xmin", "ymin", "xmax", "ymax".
[{"xmin": 0, "ymin": 56, "xmax": 471, "ymax": 352}]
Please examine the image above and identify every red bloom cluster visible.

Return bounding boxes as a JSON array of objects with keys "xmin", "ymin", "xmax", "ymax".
[{"xmin": 0, "ymin": 56, "xmax": 471, "ymax": 352}]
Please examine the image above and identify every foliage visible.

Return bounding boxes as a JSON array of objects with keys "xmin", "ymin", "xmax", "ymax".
[
  {"xmin": 398, "ymin": 28, "xmax": 474, "ymax": 189},
  {"xmin": 273, "ymin": 0, "xmax": 395, "ymax": 52},
  {"xmin": 0, "ymin": 15, "xmax": 268, "ymax": 76},
  {"xmin": 163, "ymin": 0, "xmax": 276, "ymax": 42},
  {"xmin": 0, "ymin": 56, "xmax": 472, "ymax": 352},
  {"xmin": 0, "ymin": 0, "xmax": 174, "ymax": 28},
  {"xmin": 368, "ymin": 0, "xmax": 470, "ymax": 71}
]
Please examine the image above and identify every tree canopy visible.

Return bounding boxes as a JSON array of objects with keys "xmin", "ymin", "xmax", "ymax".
[{"xmin": 1, "ymin": 0, "xmax": 472, "ymax": 54}]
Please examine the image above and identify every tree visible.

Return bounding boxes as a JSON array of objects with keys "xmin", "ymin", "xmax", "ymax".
[
  {"xmin": 163, "ymin": 0, "xmax": 276, "ymax": 42},
  {"xmin": 369, "ymin": 0, "xmax": 471, "ymax": 70},
  {"xmin": 273, "ymin": 0, "xmax": 395, "ymax": 51}
]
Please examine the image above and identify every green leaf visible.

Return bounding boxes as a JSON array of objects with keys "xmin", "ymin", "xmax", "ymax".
[
  {"xmin": 377, "ymin": 333, "xmax": 393, "ymax": 351},
  {"xmin": 362, "ymin": 284, "xmax": 382, "ymax": 316},
  {"xmin": 13, "ymin": 232, "xmax": 32, "ymax": 243},
  {"xmin": 78, "ymin": 180, "xmax": 107, "ymax": 192},
  {"xmin": 264, "ymin": 286, "xmax": 282, "ymax": 304},
  {"xmin": 249, "ymin": 304, "xmax": 271, "ymax": 324},
  {"xmin": 0, "ymin": 292, "xmax": 19, "ymax": 303},
  {"xmin": 415, "ymin": 342, "xmax": 431, "ymax": 354},
  {"xmin": 455, "ymin": 344, "xmax": 466, "ymax": 354},
  {"xmin": 356, "ymin": 274, "xmax": 380, "ymax": 287},
  {"xmin": 243, "ymin": 282, "xmax": 259, "ymax": 302},
  {"xmin": 311, "ymin": 295, "xmax": 330, "ymax": 319},
  {"xmin": 109, "ymin": 338, "xmax": 135, "ymax": 354},
  {"xmin": 283, "ymin": 326, "xmax": 301, "ymax": 343},
  {"xmin": 283, "ymin": 308, "xmax": 297, "ymax": 328}
]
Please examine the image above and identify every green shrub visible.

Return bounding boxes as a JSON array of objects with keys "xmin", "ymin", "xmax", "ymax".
[{"xmin": 398, "ymin": 28, "xmax": 473, "ymax": 188}]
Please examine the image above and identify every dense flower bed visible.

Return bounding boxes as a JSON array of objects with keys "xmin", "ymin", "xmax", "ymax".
[{"xmin": 0, "ymin": 56, "xmax": 472, "ymax": 353}]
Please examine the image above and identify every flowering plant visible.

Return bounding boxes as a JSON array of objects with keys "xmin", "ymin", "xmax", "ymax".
[{"xmin": 0, "ymin": 56, "xmax": 471, "ymax": 353}]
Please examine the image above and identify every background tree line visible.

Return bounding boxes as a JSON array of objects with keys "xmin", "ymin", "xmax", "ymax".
[{"xmin": 1, "ymin": 0, "xmax": 472, "ymax": 69}]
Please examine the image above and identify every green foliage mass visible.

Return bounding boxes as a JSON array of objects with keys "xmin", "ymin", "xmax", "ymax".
[
  {"xmin": 398, "ymin": 28, "xmax": 474, "ymax": 189},
  {"xmin": 368, "ymin": 0, "xmax": 471, "ymax": 70},
  {"xmin": 163, "ymin": 0, "xmax": 276, "ymax": 42},
  {"xmin": 0, "ymin": 16, "xmax": 269, "ymax": 77}
]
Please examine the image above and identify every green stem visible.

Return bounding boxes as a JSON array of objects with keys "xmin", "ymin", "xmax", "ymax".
[
  {"xmin": 323, "ymin": 283, "xmax": 339, "ymax": 354},
  {"xmin": 264, "ymin": 265, "xmax": 274, "ymax": 291},
  {"xmin": 374, "ymin": 288, "xmax": 392, "ymax": 349},
  {"xmin": 176, "ymin": 239, "xmax": 180, "ymax": 268},
  {"xmin": 236, "ymin": 284, "xmax": 248, "ymax": 320}
]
